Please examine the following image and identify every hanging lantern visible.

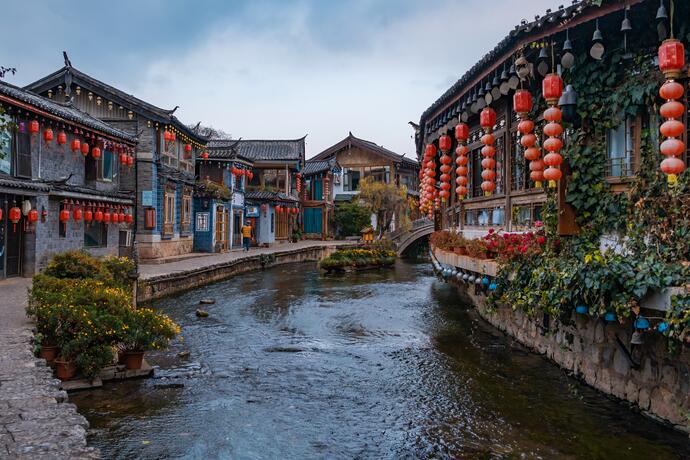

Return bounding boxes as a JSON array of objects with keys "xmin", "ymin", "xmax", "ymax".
[
  {"xmin": 513, "ymin": 89, "xmax": 533, "ymax": 116},
  {"xmin": 29, "ymin": 120, "xmax": 39, "ymax": 135},
  {"xmin": 439, "ymin": 134, "xmax": 452, "ymax": 152},
  {"xmin": 59, "ymin": 207, "xmax": 70, "ymax": 224},
  {"xmin": 9, "ymin": 206, "xmax": 21, "ymax": 232},
  {"xmin": 480, "ymin": 107, "xmax": 497, "ymax": 196},
  {"xmin": 118, "ymin": 210, "xmax": 126, "ymax": 223},
  {"xmin": 81, "ymin": 142, "xmax": 89, "ymax": 157},
  {"xmin": 542, "ymin": 74, "xmax": 564, "ymax": 188},
  {"xmin": 70, "ymin": 139, "xmax": 80, "ymax": 153},
  {"xmin": 94, "ymin": 209, "xmax": 103, "ymax": 222},
  {"xmin": 91, "ymin": 147, "xmax": 101, "ymax": 159},
  {"xmin": 57, "ymin": 131, "xmax": 67, "ymax": 146},
  {"xmin": 424, "ymin": 144, "xmax": 437, "ymax": 161},
  {"xmin": 184, "ymin": 144, "xmax": 192, "ymax": 153},
  {"xmin": 455, "ymin": 123, "xmax": 469, "ymax": 143},
  {"xmin": 200, "ymin": 151, "xmax": 209, "ymax": 160},
  {"xmin": 120, "ymin": 153, "xmax": 128, "ymax": 165},
  {"xmin": 275, "ymin": 205, "xmax": 282, "ymax": 213},
  {"xmin": 127, "ymin": 155, "xmax": 134, "ymax": 168},
  {"xmin": 542, "ymin": 73, "xmax": 564, "ymax": 105},
  {"xmin": 164, "ymin": 130, "xmax": 172, "ymax": 142},
  {"xmin": 125, "ymin": 212, "xmax": 133, "ymax": 224},
  {"xmin": 84, "ymin": 208, "xmax": 93, "ymax": 222},
  {"xmin": 454, "ymin": 124, "xmax": 469, "ymax": 200},
  {"xmin": 657, "ymin": 40, "xmax": 686, "ymax": 185},
  {"xmin": 43, "ymin": 128, "xmax": 54, "ymax": 144},
  {"xmin": 27, "ymin": 209, "xmax": 38, "ymax": 224},
  {"xmin": 73, "ymin": 207, "xmax": 83, "ymax": 222},
  {"xmin": 658, "ymin": 39, "xmax": 685, "ymax": 79},
  {"xmin": 103, "ymin": 211, "xmax": 111, "ymax": 224}
]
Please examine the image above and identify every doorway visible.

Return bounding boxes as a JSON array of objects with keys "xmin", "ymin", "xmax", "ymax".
[
  {"xmin": 215, "ymin": 205, "xmax": 229, "ymax": 252},
  {"xmin": 233, "ymin": 211, "xmax": 243, "ymax": 248},
  {"xmin": 1, "ymin": 195, "xmax": 23, "ymax": 278}
]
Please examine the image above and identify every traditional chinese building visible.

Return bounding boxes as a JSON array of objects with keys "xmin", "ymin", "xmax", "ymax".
[
  {"xmin": 0, "ymin": 80, "xmax": 136, "ymax": 278},
  {"xmin": 310, "ymin": 132, "xmax": 419, "ymax": 231},
  {"xmin": 207, "ymin": 138, "xmax": 305, "ymax": 246},
  {"xmin": 194, "ymin": 143, "xmax": 253, "ymax": 251},
  {"xmin": 300, "ymin": 157, "xmax": 339, "ymax": 239},
  {"xmin": 25, "ymin": 55, "xmax": 207, "ymax": 261}
]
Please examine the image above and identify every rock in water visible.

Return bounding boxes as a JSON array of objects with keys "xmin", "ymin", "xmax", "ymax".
[
  {"xmin": 199, "ymin": 298, "xmax": 216, "ymax": 305},
  {"xmin": 195, "ymin": 309, "xmax": 209, "ymax": 318},
  {"xmin": 178, "ymin": 350, "xmax": 191, "ymax": 358}
]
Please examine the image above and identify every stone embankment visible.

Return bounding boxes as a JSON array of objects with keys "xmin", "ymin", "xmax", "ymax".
[{"xmin": 0, "ymin": 278, "xmax": 98, "ymax": 459}]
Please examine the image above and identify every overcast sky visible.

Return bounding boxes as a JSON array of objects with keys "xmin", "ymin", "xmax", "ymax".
[{"xmin": 1, "ymin": 0, "xmax": 556, "ymax": 158}]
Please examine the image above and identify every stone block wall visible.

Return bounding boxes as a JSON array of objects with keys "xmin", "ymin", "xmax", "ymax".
[{"xmin": 457, "ymin": 284, "xmax": 690, "ymax": 432}]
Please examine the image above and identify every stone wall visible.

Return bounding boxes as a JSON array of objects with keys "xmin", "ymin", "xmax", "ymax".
[
  {"xmin": 453, "ymin": 282, "xmax": 690, "ymax": 433},
  {"xmin": 137, "ymin": 245, "xmax": 339, "ymax": 303}
]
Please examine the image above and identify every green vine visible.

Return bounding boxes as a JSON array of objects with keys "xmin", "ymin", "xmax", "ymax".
[{"xmin": 490, "ymin": 45, "xmax": 690, "ymax": 349}]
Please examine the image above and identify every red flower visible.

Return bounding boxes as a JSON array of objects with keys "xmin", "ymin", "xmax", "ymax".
[
  {"xmin": 537, "ymin": 236, "xmax": 546, "ymax": 245},
  {"xmin": 488, "ymin": 228, "xmax": 495, "ymax": 234}
]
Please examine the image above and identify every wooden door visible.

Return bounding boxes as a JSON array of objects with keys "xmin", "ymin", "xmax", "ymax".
[
  {"xmin": 5, "ymin": 198, "xmax": 22, "ymax": 277},
  {"xmin": 215, "ymin": 205, "xmax": 228, "ymax": 252}
]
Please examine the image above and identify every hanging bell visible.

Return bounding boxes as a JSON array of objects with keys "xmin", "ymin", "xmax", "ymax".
[{"xmin": 630, "ymin": 331, "xmax": 644, "ymax": 345}]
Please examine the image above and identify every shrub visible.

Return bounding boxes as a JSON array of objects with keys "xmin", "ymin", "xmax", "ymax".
[
  {"xmin": 429, "ymin": 230, "xmax": 465, "ymax": 251},
  {"xmin": 43, "ymin": 250, "xmax": 104, "ymax": 280},
  {"xmin": 319, "ymin": 248, "xmax": 396, "ymax": 271},
  {"xmin": 334, "ymin": 202, "xmax": 371, "ymax": 237},
  {"xmin": 121, "ymin": 307, "xmax": 181, "ymax": 352},
  {"xmin": 101, "ymin": 256, "xmax": 135, "ymax": 291}
]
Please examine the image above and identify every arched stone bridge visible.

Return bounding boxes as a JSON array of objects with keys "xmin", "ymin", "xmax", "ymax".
[{"xmin": 390, "ymin": 218, "xmax": 435, "ymax": 256}]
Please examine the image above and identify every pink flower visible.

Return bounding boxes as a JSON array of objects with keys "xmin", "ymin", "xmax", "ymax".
[
  {"xmin": 534, "ymin": 220, "xmax": 544, "ymax": 228},
  {"xmin": 488, "ymin": 228, "xmax": 495, "ymax": 234}
]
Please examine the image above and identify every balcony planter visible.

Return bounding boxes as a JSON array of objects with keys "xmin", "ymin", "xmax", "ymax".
[
  {"xmin": 454, "ymin": 247, "xmax": 468, "ymax": 256},
  {"xmin": 54, "ymin": 359, "xmax": 77, "ymax": 381},
  {"xmin": 123, "ymin": 351, "xmax": 145, "ymax": 370}
]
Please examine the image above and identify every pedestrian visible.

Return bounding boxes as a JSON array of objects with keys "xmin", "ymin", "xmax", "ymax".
[{"xmin": 241, "ymin": 220, "xmax": 253, "ymax": 251}]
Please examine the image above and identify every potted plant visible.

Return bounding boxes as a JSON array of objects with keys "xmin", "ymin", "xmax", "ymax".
[
  {"xmin": 54, "ymin": 357, "xmax": 77, "ymax": 380},
  {"xmin": 121, "ymin": 308, "xmax": 180, "ymax": 370},
  {"xmin": 466, "ymin": 238, "xmax": 488, "ymax": 259}
]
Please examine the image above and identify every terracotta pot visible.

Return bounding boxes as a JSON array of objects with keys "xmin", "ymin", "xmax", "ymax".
[
  {"xmin": 123, "ymin": 351, "xmax": 145, "ymax": 370},
  {"xmin": 55, "ymin": 359, "xmax": 77, "ymax": 381},
  {"xmin": 39, "ymin": 344, "xmax": 59, "ymax": 364},
  {"xmin": 454, "ymin": 247, "xmax": 468, "ymax": 256},
  {"xmin": 117, "ymin": 350, "xmax": 126, "ymax": 365}
]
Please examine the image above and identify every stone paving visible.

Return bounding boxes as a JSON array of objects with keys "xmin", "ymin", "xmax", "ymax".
[
  {"xmin": 139, "ymin": 240, "xmax": 353, "ymax": 280},
  {"xmin": 0, "ymin": 278, "xmax": 99, "ymax": 459}
]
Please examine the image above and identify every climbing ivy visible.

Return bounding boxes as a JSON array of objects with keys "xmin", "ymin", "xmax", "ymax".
[{"xmin": 490, "ymin": 44, "xmax": 690, "ymax": 348}]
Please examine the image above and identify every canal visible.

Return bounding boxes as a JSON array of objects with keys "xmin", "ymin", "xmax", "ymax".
[{"xmin": 71, "ymin": 261, "xmax": 690, "ymax": 459}]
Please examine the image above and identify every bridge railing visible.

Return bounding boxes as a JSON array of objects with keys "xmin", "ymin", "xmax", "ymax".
[{"xmin": 389, "ymin": 218, "xmax": 433, "ymax": 241}]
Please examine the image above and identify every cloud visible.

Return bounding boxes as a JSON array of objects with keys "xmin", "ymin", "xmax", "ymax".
[{"xmin": 3, "ymin": 0, "xmax": 558, "ymax": 157}]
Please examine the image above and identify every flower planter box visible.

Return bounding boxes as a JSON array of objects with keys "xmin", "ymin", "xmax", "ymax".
[
  {"xmin": 60, "ymin": 359, "xmax": 154, "ymax": 391},
  {"xmin": 433, "ymin": 247, "xmax": 499, "ymax": 277}
]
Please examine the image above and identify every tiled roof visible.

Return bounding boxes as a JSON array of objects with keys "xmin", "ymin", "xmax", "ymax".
[
  {"xmin": 208, "ymin": 138, "xmax": 306, "ymax": 162},
  {"xmin": 24, "ymin": 65, "xmax": 206, "ymax": 143},
  {"xmin": 311, "ymin": 132, "xmax": 417, "ymax": 167},
  {"xmin": 334, "ymin": 193, "xmax": 356, "ymax": 202},
  {"xmin": 302, "ymin": 157, "xmax": 337, "ymax": 176},
  {"xmin": 419, "ymin": 1, "xmax": 622, "ymax": 131},
  {"xmin": 0, "ymin": 176, "xmax": 51, "ymax": 192},
  {"xmin": 245, "ymin": 190, "xmax": 299, "ymax": 202},
  {"xmin": 0, "ymin": 81, "xmax": 136, "ymax": 143}
]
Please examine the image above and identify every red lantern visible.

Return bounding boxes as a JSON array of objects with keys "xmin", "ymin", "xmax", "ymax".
[
  {"xmin": 94, "ymin": 209, "xmax": 103, "ymax": 222},
  {"xmin": 659, "ymin": 81, "xmax": 684, "ymax": 100},
  {"xmin": 480, "ymin": 107, "xmax": 496, "ymax": 131},
  {"xmin": 127, "ymin": 155, "xmax": 134, "ymax": 167},
  {"xmin": 84, "ymin": 209, "xmax": 93, "ymax": 222},
  {"xmin": 81, "ymin": 142, "xmax": 89, "ymax": 157},
  {"xmin": 27, "ymin": 209, "xmax": 38, "ymax": 224},
  {"xmin": 120, "ymin": 153, "xmax": 128, "ymax": 165},
  {"xmin": 29, "ymin": 120, "xmax": 39, "ymax": 135},
  {"xmin": 59, "ymin": 207, "xmax": 69, "ymax": 224},
  {"xmin": 57, "ymin": 131, "xmax": 67, "ymax": 146},
  {"xmin": 439, "ymin": 134, "xmax": 452, "ymax": 152},
  {"xmin": 200, "ymin": 151, "xmax": 209, "ymax": 160},
  {"xmin": 73, "ymin": 207, "xmax": 83, "ymax": 221},
  {"xmin": 43, "ymin": 128, "xmax": 54, "ymax": 144},
  {"xmin": 660, "ymin": 138, "xmax": 685, "ymax": 157},
  {"xmin": 455, "ymin": 123, "xmax": 469, "ymax": 142},
  {"xmin": 661, "ymin": 157, "xmax": 686, "ymax": 176},
  {"xmin": 424, "ymin": 144, "xmax": 437, "ymax": 160},
  {"xmin": 170, "ymin": 132, "xmax": 176, "ymax": 142},
  {"xmin": 660, "ymin": 120, "xmax": 685, "ymax": 138},
  {"xmin": 275, "ymin": 205, "xmax": 282, "ymax": 213},
  {"xmin": 542, "ymin": 73, "xmax": 563, "ymax": 104},
  {"xmin": 125, "ymin": 213, "xmax": 133, "ymax": 224},
  {"xmin": 658, "ymin": 39, "xmax": 685, "ymax": 79},
  {"xmin": 91, "ymin": 147, "xmax": 101, "ymax": 159},
  {"xmin": 518, "ymin": 120, "xmax": 535, "ymax": 135},
  {"xmin": 513, "ymin": 89, "xmax": 533, "ymax": 115},
  {"xmin": 9, "ymin": 206, "xmax": 21, "ymax": 232},
  {"xmin": 544, "ymin": 107, "xmax": 562, "ymax": 122},
  {"xmin": 71, "ymin": 139, "xmax": 81, "ymax": 153},
  {"xmin": 163, "ymin": 130, "xmax": 172, "ymax": 142},
  {"xmin": 103, "ymin": 211, "xmax": 111, "ymax": 224},
  {"xmin": 660, "ymin": 101, "xmax": 684, "ymax": 119},
  {"xmin": 184, "ymin": 144, "xmax": 192, "ymax": 153},
  {"xmin": 118, "ymin": 211, "xmax": 125, "ymax": 223}
]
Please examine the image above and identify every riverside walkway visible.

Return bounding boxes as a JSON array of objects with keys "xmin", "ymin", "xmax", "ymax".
[{"xmin": 0, "ymin": 278, "xmax": 98, "ymax": 459}]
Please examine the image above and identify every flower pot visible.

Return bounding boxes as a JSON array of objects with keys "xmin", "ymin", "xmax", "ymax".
[
  {"xmin": 117, "ymin": 350, "xmax": 126, "ymax": 365},
  {"xmin": 55, "ymin": 359, "xmax": 77, "ymax": 381},
  {"xmin": 39, "ymin": 344, "xmax": 59, "ymax": 364},
  {"xmin": 123, "ymin": 351, "xmax": 145, "ymax": 370}
]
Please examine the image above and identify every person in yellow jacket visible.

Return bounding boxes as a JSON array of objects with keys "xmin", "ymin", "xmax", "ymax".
[{"xmin": 241, "ymin": 221, "xmax": 253, "ymax": 251}]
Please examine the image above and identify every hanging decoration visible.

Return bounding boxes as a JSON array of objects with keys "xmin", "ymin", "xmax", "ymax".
[
  {"xmin": 479, "ymin": 107, "xmax": 497, "ymax": 196},
  {"xmin": 438, "ymin": 134, "xmax": 452, "ymax": 202},
  {"xmin": 80, "ymin": 142, "xmax": 90, "ymax": 157},
  {"xmin": 454, "ymin": 122, "xmax": 469, "ymax": 200},
  {"xmin": 57, "ymin": 131, "xmax": 67, "ymax": 147},
  {"xmin": 92, "ymin": 147, "xmax": 101, "ymax": 160},
  {"xmin": 541, "ymin": 73, "xmax": 564, "ymax": 188},
  {"xmin": 9, "ymin": 205, "xmax": 21, "ymax": 232},
  {"xmin": 658, "ymin": 37, "xmax": 686, "ymax": 185},
  {"xmin": 94, "ymin": 208, "xmax": 103, "ymax": 222},
  {"xmin": 43, "ymin": 128, "xmax": 54, "ymax": 144},
  {"xmin": 72, "ymin": 204, "xmax": 83, "ymax": 222},
  {"xmin": 29, "ymin": 120, "xmax": 39, "ymax": 135},
  {"xmin": 514, "ymin": 89, "xmax": 542, "ymax": 188}
]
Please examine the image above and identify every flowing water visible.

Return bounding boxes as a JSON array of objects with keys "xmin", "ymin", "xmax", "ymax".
[{"xmin": 71, "ymin": 261, "xmax": 690, "ymax": 459}]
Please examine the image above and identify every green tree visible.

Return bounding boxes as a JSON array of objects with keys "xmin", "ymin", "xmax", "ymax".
[
  {"xmin": 334, "ymin": 202, "xmax": 371, "ymax": 237},
  {"xmin": 357, "ymin": 177, "xmax": 409, "ymax": 236}
]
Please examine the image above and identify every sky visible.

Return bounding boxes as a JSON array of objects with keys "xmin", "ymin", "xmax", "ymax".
[{"xmin": 1, "ymin": 0, "xmax": 557, "ymax": 159}]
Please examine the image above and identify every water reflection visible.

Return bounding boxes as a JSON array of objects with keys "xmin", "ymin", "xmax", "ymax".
[{"xmin": 71, "ymin": 261, "xmax": 690, "ymax": 459}]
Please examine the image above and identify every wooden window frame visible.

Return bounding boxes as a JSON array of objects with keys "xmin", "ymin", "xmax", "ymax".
[
  {"xmin": 163, "ymin": 188, "xmax": 175, "ymax": 237},
  {"xmin": 181, "ymin": 192, "xmax": 192, "ymax": 235},
  {"xmin": 605, "ymin": 114, "xmax": 641, "ymax": 190},
  {"xmin": 84, "ymin": 222, "xmax": 108, "ymax": 248}
]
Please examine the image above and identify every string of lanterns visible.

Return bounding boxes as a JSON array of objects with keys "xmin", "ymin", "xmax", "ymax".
[
  {"xmin": 154, "ymin": 123, "xmax": 206, "ymax": 150},
  {"xmin": 514, "ymin": 89, "xmax": 543, "ymax": 188},
  {"xmin": 657, "ymin": 38, "xmax": 686, "ymax": 186},
  {"xmin": 438, "ymin": 134, "xmax": 452, "ymax": 202},
  {"xmin": 419, "ymin": 143, "xmax": 437, "ymax": 218},
  {"xmin": 274, "ymin": 205, "xmax": 300, "ymax": 215},
  {"xmin": 58, "ymin": 200, "xmax": 134, "ymax": 228},
  {"xmin": 541, "ymin": 73, "xmax": 564, "ymax": 188},
  {"xmin": 454, "ymin": 122, "xmax": 469, "ymax": 200},
  {"xmin": 479, "ymin": 107, "xmax": 497, "ymax": 196}
]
